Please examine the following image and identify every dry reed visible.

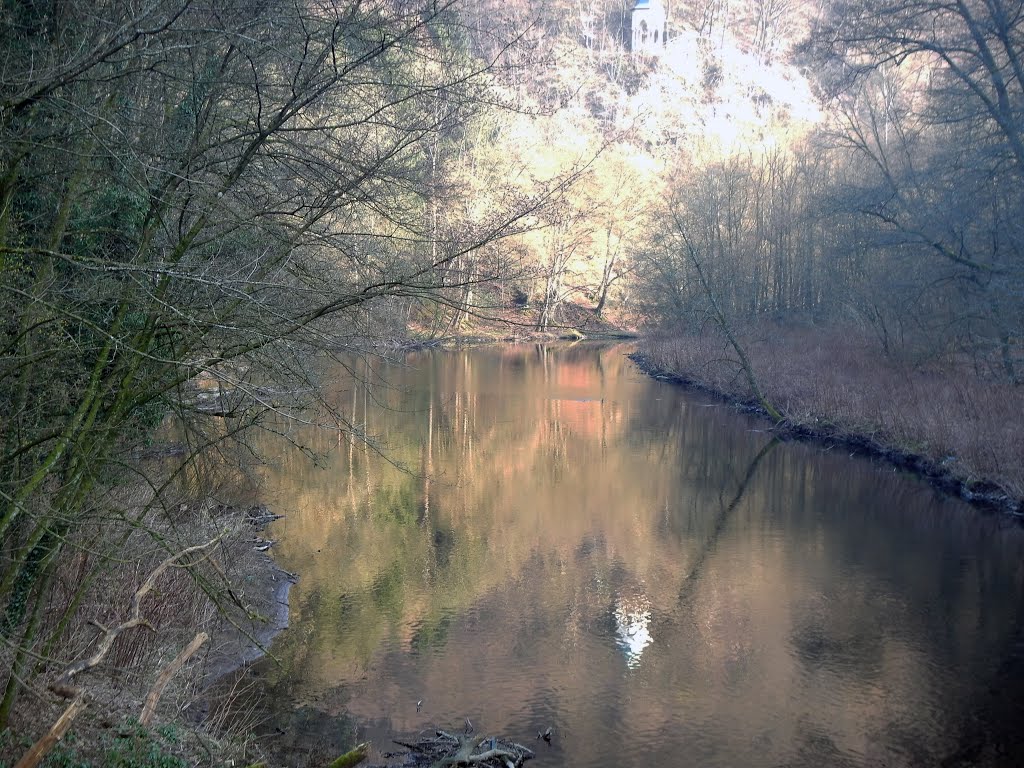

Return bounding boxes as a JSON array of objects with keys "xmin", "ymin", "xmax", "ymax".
[{"xmin": 642, "ymin": 324, "xmax": 1024, "ymax": 504}]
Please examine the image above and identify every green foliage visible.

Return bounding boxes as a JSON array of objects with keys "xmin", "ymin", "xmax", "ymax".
[
  {"xmin": 40, "ymin": 742, "xmax": 91, "ymax": 768},
  {"xmin": 17, "ymin": 723, "xmax": 189, "ymax": 768},
  {"xmin": 154, "ymin": 723, "xmax": 180, "ymax": 745},
  {"xmin": 102, "ymin": 723, "xmax": 188, "ymax": 768},
  {"xmin": 66, "ymin": 184, "xmax": 149, "ymax": 260}
]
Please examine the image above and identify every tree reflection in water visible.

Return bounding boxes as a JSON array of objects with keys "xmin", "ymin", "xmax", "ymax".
[{"xmin": 218, "ymin": 344, "xmax": 1024, "ymax": 768}]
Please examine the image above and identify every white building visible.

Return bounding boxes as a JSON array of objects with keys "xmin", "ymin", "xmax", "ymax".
[{"xmin": 631, "ymin": 0, "xmax": 667, "ymax": 54}]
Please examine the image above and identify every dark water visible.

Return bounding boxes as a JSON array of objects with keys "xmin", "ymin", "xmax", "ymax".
[{"xmin": 238, "ymin": 343, "xmax": 1024, "ymax": 767}]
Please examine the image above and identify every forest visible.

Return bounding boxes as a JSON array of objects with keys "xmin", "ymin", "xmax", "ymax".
[{"xmin": 1, "ymin": 0, "xmax": 1022, "ymax": 764}]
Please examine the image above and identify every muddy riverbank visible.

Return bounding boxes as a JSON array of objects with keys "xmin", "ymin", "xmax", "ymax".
[{"xmin": 200, "ymin": 506, "xmax": 297, "ymax": 687}]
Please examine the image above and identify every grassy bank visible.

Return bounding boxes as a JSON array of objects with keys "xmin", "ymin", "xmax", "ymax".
[{"xmin": 638, "ymin": 326, "xmax": 1023, "ymax": 513}]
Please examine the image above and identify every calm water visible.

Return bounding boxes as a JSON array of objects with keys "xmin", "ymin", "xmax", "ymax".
[{"xmin": 238, "ymin": 343, "xmax": 1024, "ymax": 767}]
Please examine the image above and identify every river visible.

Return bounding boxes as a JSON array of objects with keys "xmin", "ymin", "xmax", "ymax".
[{"xmin": 222, "ymin": 343, "xmax": 1024, "ymax": 767}]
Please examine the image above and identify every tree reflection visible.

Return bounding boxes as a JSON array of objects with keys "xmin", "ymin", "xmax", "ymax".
[
  {"xmin": 678, "ymin": 437, "xmax": 779, "ymax": 603},
  {"xmin": 228, "ymin": 344, "xmax": 1024, "ymax": 768}
]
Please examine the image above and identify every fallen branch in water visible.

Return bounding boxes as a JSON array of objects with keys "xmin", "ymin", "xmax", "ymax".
[{"xmin": 390, "ymin": 728, "xmax": 535, "ymax": 768}]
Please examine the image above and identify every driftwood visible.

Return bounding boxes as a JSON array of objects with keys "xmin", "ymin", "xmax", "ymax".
[{"xmin": 389, "ymin": 729, "xmax": 535, "ymax": 768}]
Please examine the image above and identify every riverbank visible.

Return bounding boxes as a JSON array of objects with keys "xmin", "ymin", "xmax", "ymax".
[
  {"xmin": 398, "ymin": 328, "xmax": 638, "ymax": 350},
  {"xmin": 200, "ymin": 506, "xmax": 296, "ymax": 687},
  {"xmin": 400, "ymin": 288, "xmax": 638, "ymax": 348},
  {"xmin": 636, "ymin": 330, "xmax": 1023, "ymax": 515},
  {"xmin": 0, "ymin": 501, "xmax": 293, "ymax": 768}
]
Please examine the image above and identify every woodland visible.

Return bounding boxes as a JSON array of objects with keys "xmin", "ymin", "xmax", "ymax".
[{"xmin": 0, "ymin": 0, "xmax": 1022, "ymax": 764}]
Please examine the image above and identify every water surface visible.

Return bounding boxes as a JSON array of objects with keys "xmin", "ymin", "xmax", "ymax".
[{"xmin": 243, "ymin": 343, "xmax": 1024, "ymax": 767}]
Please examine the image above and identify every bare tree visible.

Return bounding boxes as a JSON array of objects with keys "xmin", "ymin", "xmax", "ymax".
[
  {"xmin": 806, "ymin": 0, "xmax": 1024, "ymax": 379},
  {"xmin": 0, "ymin": 0, "xmax": 568, "ymax": 725}
]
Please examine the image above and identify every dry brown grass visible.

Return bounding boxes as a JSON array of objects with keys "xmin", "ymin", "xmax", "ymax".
[
  {"xmin": 0, "ymin": 495, "xmax": 281, "ymax": 767},
  {"xmin": 642, "ymin": 324, "xmax": 1024, "ymax": 504}
]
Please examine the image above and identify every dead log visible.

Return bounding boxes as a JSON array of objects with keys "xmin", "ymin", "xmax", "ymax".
[
  {"xmin": 13, "ymin": 695, "xmax": 87, "ymax": 768},
  {"xmin": 139, "ymin": 631, "xmax": 209, "ymax": 725},
  {"xmin": 15, "ymin": 537, "xmax": 221, "ymax": 768}
]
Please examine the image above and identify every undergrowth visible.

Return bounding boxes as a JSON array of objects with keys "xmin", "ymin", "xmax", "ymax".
[
  {"xmin": 642, "ymin": 323, "xmax": 1024, "ymax": 504},
  {"xmin": 1, "ymin": 721, "xmax": 188, "ymax": 768}
]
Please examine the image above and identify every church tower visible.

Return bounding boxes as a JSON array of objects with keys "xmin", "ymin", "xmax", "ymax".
[{"xmin": 631, "ymin": 0, "xmax": 667, "ymax": 54}]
